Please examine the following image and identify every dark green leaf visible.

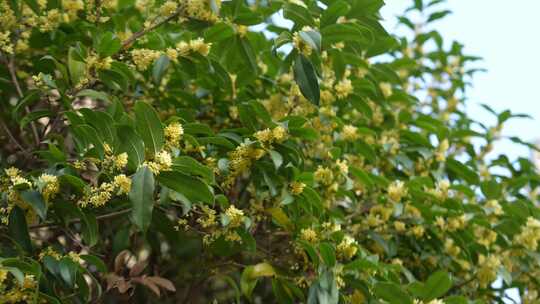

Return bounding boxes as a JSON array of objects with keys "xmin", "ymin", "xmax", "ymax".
[
  {"xmin": 129, "ymin": 166, "xmax": 155, "ymax": 232},
  {"xmin": 134, "ymin": 101, "xmax": 164, "ymax": 156},
  {"xmin": 294, "ymin": 54, "xmax": 320, "ymax": 105}
]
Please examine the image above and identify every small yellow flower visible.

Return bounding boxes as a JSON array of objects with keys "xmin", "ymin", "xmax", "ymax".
[
  {"xmin": 341, "ymin": 124, "xmax": 359, "ymax": 141},
  {"xmin": 113, "ymin": 174, "xmax": 132, "ymax": 194},
  {"xmin": 224, "ymin": 205, "xmax": 245, "ymax": 228},
  {"xmin": 387, "ymin": 180, "xmax": 407, "ymax": 202},
  {"xmin": 164, "ymin": 122, "xmax": 184, "ymax": 148},
  {"xmin": 337, "ymin": 235, "xmax": 358, "ymax": 260},
  {"xmin": 290, "ymin": 181, "xmax": 306, "ymax": 195},
  {"xmin": 38, "ymin": 174, "xmax": 60, "ymax": 201},
  {"xmin": 300, "ymin": 228, "xmax": 318, "ymax": 243}
]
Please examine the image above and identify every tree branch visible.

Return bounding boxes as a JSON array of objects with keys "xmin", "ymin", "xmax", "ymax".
[
  {"xmin": 121, "ymin": 9, "xmax": 183, "ymax": 50},
  {"xmin": 6, "ymin": 54, "xmax": 41, "ymax": 146},
  {"xmin": 0, "ymin": 118, "xmax": 28, "ymax": 154}
]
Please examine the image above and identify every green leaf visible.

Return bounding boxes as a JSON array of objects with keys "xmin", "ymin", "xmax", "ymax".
[
  {"xmin": 152, "ymin": 55, "xmax": 170, "ymax": 84},
  {"xmin": 321, "ymin": 1, "xmax": 350, "ymax": 27},
  {"xmin": 129, "ymin": 166, "xmax": 155, "ymax": 232},
  {"xmin": 204, "ymin": 22, "xmax": 235, "ymax": 42},
  {"xmin": 158, "ymin": 170, "xmax": 214, "ymax": 204},
  {"xmin": 241, "ymin": 263, "xmax": 276, "ymax": 299},
  {"xmin": 8, "ymin": 206, "xmax": 32, "ymax": 253},
  {"xmin": 373, "ymin": 282, "xmax": 412, "ymax": 304},
  {"xmin": 80, "ymin": 255, "xmax": 107, "ymax": 273},
  {"xmin": 20, "ymin": 110, "xmax": 51, "ymax": 130},
  {"xmin": 318, "ymin": 243, "xmax": 336, "ymax": 267},
  {"xmin": 307, "ymin": 269, "xmax": 338, "ymax": 304},
  {"xmin": 20, "ymin": 190, "xmax": 47, "ymax": 220},
  {"xmin": 68, "ymin": 47, "xmax": 86, "ymax": 85},
  {"xmin": 71, "ymin": 124, "xmax": 105, "ymax": 158},
  {"xmin": 427, "ymin": 10, "xmax": 452, "ymax": 23},
  {"xmin": 79, "ymin": 109, "xmax": 116, "ymax": 145},
  {"xmin": 294, "ymin": 54, "xmax": 320, "ymax": 105},
  {"xmin": 134, "ymin": 101, "xmax": 164, "ymax": 156},
  {"xmin": 237, "ymin": 36, "xmax": 257, "ymax": 73},
  {"xmin": 81, "ymin": 212, "xmax": 98, "ymax": 247},
  {"xmin": 321, "ymin": 23, "xmax": 370, "ymax": 46},
  {"xmin": 172, "ymin": 156, "xmax": 215, "ymax": 184},
  {"xmin": 12, "ymin": 90, "xmax": 41, "ymax": 120},
  {"xmin": 117, "ymin": 125, "xmax": 145, "ymax": 171},
  {"xmin": 59, "ymin": 257, "xmax": 78, "ymax": 287},
  {"xmin": 96, "ymin": 32, "xmax": 122, "ymax": 57},
  {"xmin": 283, "ymin": 3, "xmax": 314, "ymax": 28},
  {"xmin": 76, "ymin": 89, "xmax": 111, "ymax": 103},
  {"xmin": 299, "ymin": 30, "xmax": 321, "ymax": 53},
  {"xmin": 446, "ymin": 158, "xmax": 479, "ymax": 185},
  {"xmin": 481, "ymin": 180, "xmax": 501, "ymax": 199},
  {"xmin": 23, "ymin": 0, "xmax": 40, "ymax": 14},
  {"xmin": 423, "ymin": 270, "xmax": 452, "ymax": 300},
  {"xmin": 268, "ymin": 150, "xmax": 283, "ymax": 169}
]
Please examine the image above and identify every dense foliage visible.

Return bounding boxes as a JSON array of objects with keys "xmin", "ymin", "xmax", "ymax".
[{"xmin": 1, "ymin": 0, "xmax": 540, "ymax": 303}]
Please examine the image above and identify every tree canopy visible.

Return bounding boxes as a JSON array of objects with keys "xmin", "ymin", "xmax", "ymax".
[{"xmin": 1, "ymin": 0, "xmax": 540, "ymax": 303}]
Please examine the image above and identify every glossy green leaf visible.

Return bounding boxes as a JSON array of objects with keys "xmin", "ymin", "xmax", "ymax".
[
  {"xmin": 129, "ymin": 166, "xmax": 155, "ymax": 232},
  {"xmin": 157, "ymin": 170, "xmax": 214, "ymax": 204},
  {"xmin": 134, "ymin": 101, "xmax": 164, "ymax": 156},
  {"xmin": 294, "ymin": 54, "xmax": 320, "ymax": 105}
]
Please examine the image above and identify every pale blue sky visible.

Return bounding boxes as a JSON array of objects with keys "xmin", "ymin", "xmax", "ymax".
[{"xmin": 382, "ymin": 0, "xmax": 540, "ymax": 161}]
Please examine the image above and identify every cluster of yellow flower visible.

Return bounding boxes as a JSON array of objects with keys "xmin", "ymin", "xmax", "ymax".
[
  {"xmin": 132, "ymin": 38, "xmax": 211, "ymax": 70},
  {"xmin": 0, "ymin": 168, "xmax": 60, "ymax": 224},
  {"xmin": 145, "ymin": 150, "xmax": 172, "ymax": 174},
  {"xmin": 38, "ymin": 247, "xmax": 83, "ymax": 264},
  {"xmin": 131, "ymin": 49, "xmax": 163, "ymax": 70},
  {"xmin": 341, "ymin": 124, "xmax": 359, "ymax": 142},
  {"xmin": 160, "ymin": 0, "xmax": 178, "ymax": 16},
  {"xmin": 289, "ymin": 181, "xmax": 306, "ymax": 195},
  {"xmin": 164, "ymin": 122, "xmax": 184, "ymax": 148},
  {"xmin": 476, "ymin": 254, "xmax": 501, "ymax": 288},
  {"xmin": 314, "ymin": 166, "xmax": 334, "ymax": 186},
  {"xmin": 62, "ymin": 0, "xmax": 85, "ymax": 22},
  {"xmin": 225, "ymin": 143, "xmax": 265, "ymax": 187},
  {"xmin": 253, "ymin": 126, "xmax": 287, "ymax": 146},
  {"xmin": 102, "ymin": 143, "xmax": 129, "ymax": 172},
  {"xmin": 387, "ymin": 180, "xmax": 407, "ymax": 202},
  {"xmin": 0, "ymin": 271, "xmax": 37, "ymax": 304},
  {"xmin": 514, "ymin": 216, "xmax": 540, "ymax": 250},
  {"xmin": 334, "ymin": 78, "xmax": 353, "ymax": 99},
  {"xmin": 300, "ymin": 228, "xmax": 318, "ymax": 243},
  {"xmin": 184, "ymin": 0, "xmax": 221, "ymax": 22},
  {"xmin": 336, "ymin": 236, "xmax": 358, "ymax": 261},
  {"xmin": 36, "ymin": 174, "xmax": 60, "ymax": 202},
  {"xmin": 180, "ymin": 204, "xmax": 247, "ymax": 245},
  {"xmin": 86, "ymin": 54, "xmax": 114, "ymax": 71},
  {"xmin": 78, "ymin": 174, "xmax": 131, "ymax": 207},
  {"xmin": 167, "ymin": 38, "xmax": 212, "ymax": 61}
]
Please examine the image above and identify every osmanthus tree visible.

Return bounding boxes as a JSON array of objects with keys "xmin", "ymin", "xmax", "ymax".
[{"xmin": 2, "ymin": 0, "xmax": 540, "ymax": 302}]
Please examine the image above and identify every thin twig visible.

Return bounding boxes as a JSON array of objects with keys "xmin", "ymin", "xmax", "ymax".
[
  {"xmin": 121, "ymin": 9, "xmax": 183, "ymax": 49},
  {"xmin": 0, "ymin": 118, "xmax": 28, "ymax": 153},
  {"xmin": 6, "ymin": 54, "xmax": 41, "ymax": 146}
]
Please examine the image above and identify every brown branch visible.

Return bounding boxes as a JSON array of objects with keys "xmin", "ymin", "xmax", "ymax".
[
  {"xmin": 0, "ymin": 118, "xmax": 28, "ymax": 154},
  {"xmin": 121, "ymin": 9, "xmax": 183, "ymax": 50},
  {"xmin": 6, "ymin": 54, "xmax": 40, "ymax": 146}
]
